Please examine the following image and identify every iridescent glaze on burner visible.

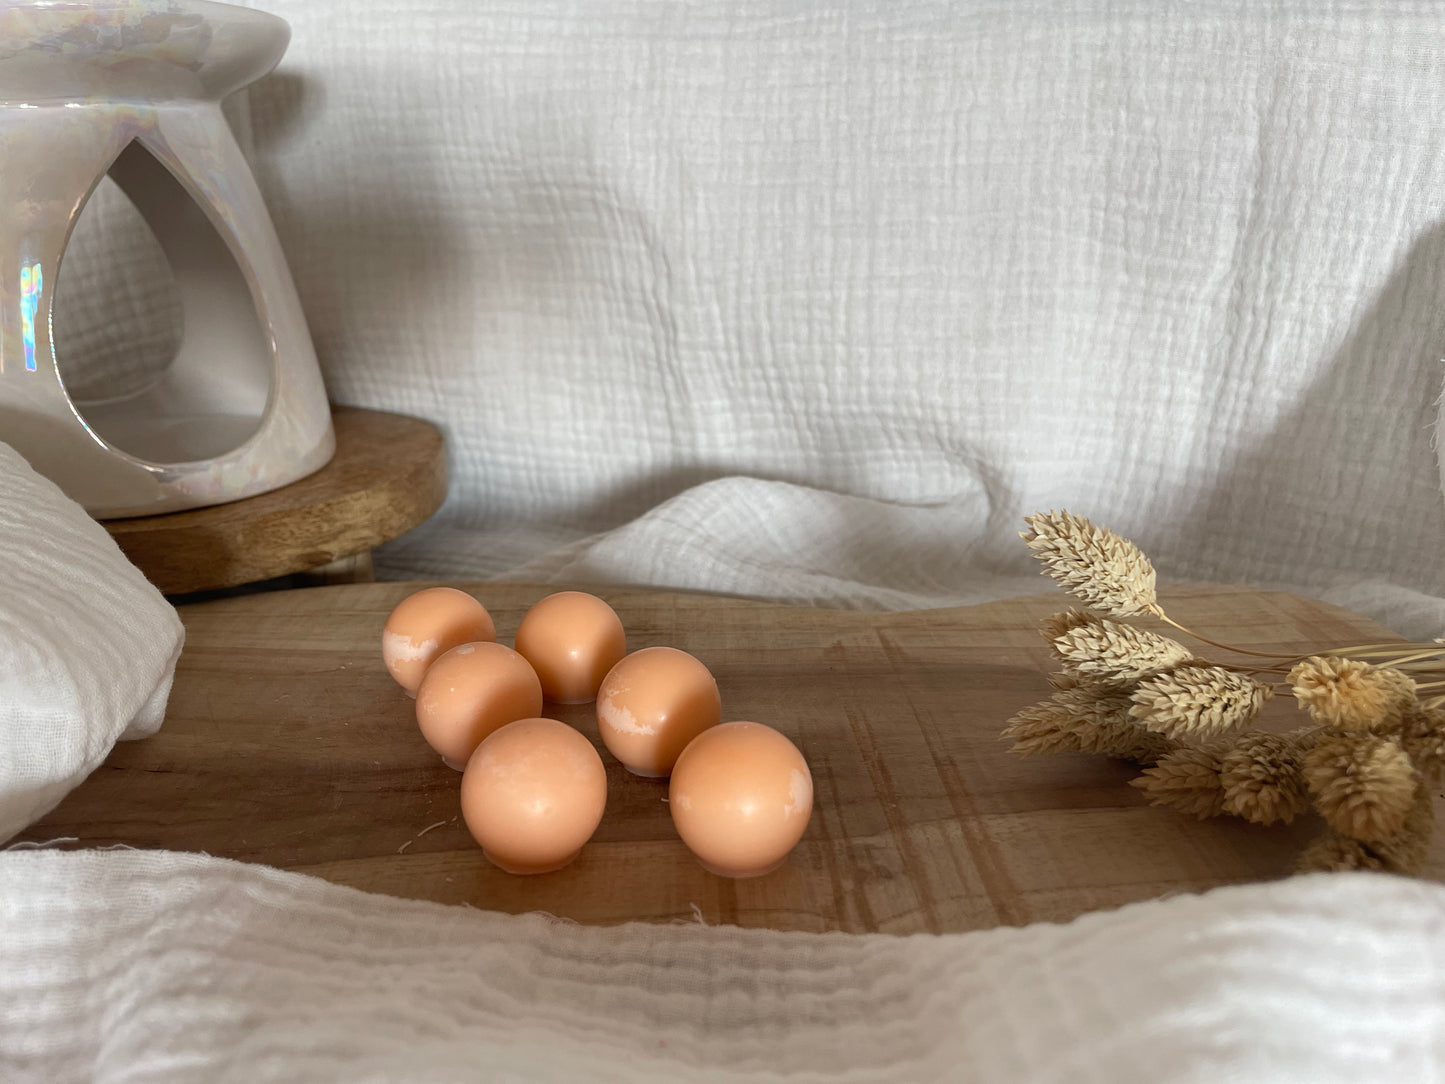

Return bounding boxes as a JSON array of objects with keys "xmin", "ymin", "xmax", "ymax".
[{"xmin": 0, "ymin": 1, "xmax": 332, "ymax": 517}]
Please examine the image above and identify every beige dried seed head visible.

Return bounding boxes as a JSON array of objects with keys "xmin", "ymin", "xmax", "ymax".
[
  {"xmin": 1021, "ymin": 511, "xmax": 1159, "ymax": 618},
  {"xmin": 1040, "ymin": 609, "xmax": 1102, "ymax": 646},
  {"xmin": 1297, "ymin": 782, "xmax": 1434, "ymax": 876},
  {"xmin": 1304, "ymin": 733, "xmax": 1418, "ymax": 842},
  {"xmin": 1289, "ymin": 657, "xmax": 1416, "ymax": 730},
  {"xmin": 1054, "ymin": 617, "xmax": 1194, "ymax": 684},
  {"xmin": 1367, "ymin": 782, "xmax": 1436, "ymax": 875},
  {"xmin": 1398, "ymin": 705, "xmax": 1445, "ymax": 780},
  {"xmin": 1296, "ymin": 828, "xmax": 1387, "ymax": 874},
  {"xmin": 1001, "ymin": 696, "xmax": 1084, "ymax": 758},
  {"xmin": 1130, "ymin": 746, "xmax": 1227, "ymax": 818},
  {"xmin": 1046, "ymin": 669, "xmax": 1136, "ymax": 700},
  {"xmin": 1089, "ymin": 715, "xmax": 1176, "ymax": 764},
  {"xmin": 1046, "ymin": 670, "xmax": 1087, "ymax": 692},
  {"xmin": 1219, "ymin": 731, "xmax": 1309, "ymax": 825},
  {"xmin": 1128, "ymin": 666, "xmax": 1273, "ymax": 743},
  {"xmin": 1003, "ymin": 689, "xmax": 1171, "ymax": 764}
]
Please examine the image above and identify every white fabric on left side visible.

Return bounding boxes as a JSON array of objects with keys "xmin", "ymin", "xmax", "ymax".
[
  {"xmin": 0, "ymin": 442, "xmax": 183, "ymax": 842},
  {"xmin": 2, "ymin": 851, "xmax": 1444, "ymax": 1083}
]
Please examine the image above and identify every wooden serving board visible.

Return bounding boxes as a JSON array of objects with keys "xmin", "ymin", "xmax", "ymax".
[{"xmin": 19, "ymin": 583, "xmax": 1445, "ymax": 934}]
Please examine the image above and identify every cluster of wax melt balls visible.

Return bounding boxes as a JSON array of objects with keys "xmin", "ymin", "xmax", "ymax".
[{"xmin": 381, "ymin": 587, "xmax": 814, "ymax": 878}]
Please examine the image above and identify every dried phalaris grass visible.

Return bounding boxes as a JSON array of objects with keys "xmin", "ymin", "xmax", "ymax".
[
  {"xmin": 1093, "ymin": 723, "xmax": 1175, "ymax": 765},
  {"xmin": 1046, "ymin": 670, "xmax": 1087, "ymax": 692},
  {"xmin": 1128, "ymin": 666, "xmax": 1273, "ymax": 743},
  {"xmin": 1053, "ymin": 616, "xmax": 1193, "ymax": 684},
  {"xmin": 1040, "ymin": 612, "xmax": 1130, "ymax": 693},
  {"xmin": 1131, "ymin": 747, "xmax": 1226, "ymax": 818},
  {"xmin": 1040, "ymin": 608, "xmax": 1102, "ymax": 644},
  {"xmin": 1397, "ymin": 705, "xmax": 1445, "ymax": 780},
  {"xmin": 1288, "ymin": 657, "xmax": 1416, "ymax": 731},
  {"xmin": 1304, "ymin": 733, "xmax": 1418, "ymax": 842},
  {"xmin": 1021, "ymin": 511, "xmax": 1159, "ymax": 618},
  {"xmin": 1219, "ymin": 731, "xmax": 1309, "ymax": 826},
  {"xmin": 1297, "ymin": 828, "xmax": 1389, "ymax": 874},
  {"xmin": 1003, "ymin": 689, "xmax": 1172, "ymax": 764},
  {"xmin": 1297, "ymin": 783, "xmax": 1436, "ymax": 876},
  {"xmin": 1001, "ymin": 693, "xmax": 1098, "ymax": 758},
  {"xmin": 1366, "ymin": 783, "xmax": 1436, "ymax": 874},
  {"xmin": 1006, "ymin": 508, "xmax": 1441, "ymax": 878}
]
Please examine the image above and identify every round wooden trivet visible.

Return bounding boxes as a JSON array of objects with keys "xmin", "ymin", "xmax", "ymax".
[{"xmin": 102, "ymin": 406, "xmax": 446, "ymax": 595}]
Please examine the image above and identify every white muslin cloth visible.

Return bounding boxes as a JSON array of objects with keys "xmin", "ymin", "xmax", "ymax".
[
  {"xmin": 50, "ymin": 0, "xmax": 1445, "ymax": 636},
  {"xmin": 0, "ymin": 443, "xmax": 182, "ymax": 842},
  {"xmin": 179, "ymin": 0, "xmax": 1445, "ymax": 636},
  {"xmin": 3, "ymin": 852, "xmax": 1445, "ymax": 1083}
]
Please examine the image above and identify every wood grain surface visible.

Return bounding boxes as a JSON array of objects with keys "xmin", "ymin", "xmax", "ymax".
[
  {"xmin": 19, "ymin": 582, "xmax": 1444, "ymax": 934},
  {"xmin": 101, "ymin": 407, "xmax": 446, "ymax": 595}
]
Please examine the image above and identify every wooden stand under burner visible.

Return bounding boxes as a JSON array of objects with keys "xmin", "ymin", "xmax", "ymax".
[{"xmin": 101, "ymin": 407, "xmax": 446, "ymax": 596}]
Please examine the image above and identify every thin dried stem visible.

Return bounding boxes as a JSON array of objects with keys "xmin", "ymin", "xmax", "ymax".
[
  {"xmin": 1325, "ymin": 643, "xmax": 1445, "ymax": 658},
  {"xmin": 1364, "ymin": 648, "xmax": 1445, "ymax": 668},
  {"xmin": 1156, "ymin": 614, "xmax": 1303, "ymax": 660}
]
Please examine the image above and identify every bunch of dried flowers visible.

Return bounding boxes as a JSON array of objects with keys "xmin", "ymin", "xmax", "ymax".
[{"xmin": 1002, "ymin": 510, "xmax": 1444, "ymax": 875}]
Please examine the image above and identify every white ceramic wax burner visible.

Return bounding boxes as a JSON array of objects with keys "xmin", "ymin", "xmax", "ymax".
[{"xmin": 0, "ymin": 0, "xmax": 332, "ymax": 517}]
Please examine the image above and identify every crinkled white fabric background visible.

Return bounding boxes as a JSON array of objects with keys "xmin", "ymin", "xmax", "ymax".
[{"xmin": 54, "ymin": 0, "xmax": 1445, "ymax": 634}]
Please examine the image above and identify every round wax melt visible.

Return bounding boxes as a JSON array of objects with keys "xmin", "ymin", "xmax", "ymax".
[
  {"xmin": 415, "ymin": 642, "xmax": 543, "ymax": 769},
  {"xmin": 514, "ymin": 591, "xmax": 627, "ymax": 704},
  {"xmin": 669, "ymin": 721, "xmax": 813, "ymax": 878},
  {"xmin": 596, "ymin": 647, "xmax": 721, "ymax": 778},
  {"xmin": 382, "ymin": 587, "xmax": 496, "ymax": 696},
  {"xmin": 460, "ymin": 717, "xmax": 608, "ymax": 874}
]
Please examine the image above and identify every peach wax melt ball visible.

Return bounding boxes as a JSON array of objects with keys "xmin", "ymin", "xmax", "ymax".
[
  {"xmin": 669, "ymin": 721, "xmax": 813, "ymax": 878},
  {"xmin": 596, "ymin": 646, "xmax": 721, "ymax": 778},
  {"xmin": 415, "ymin": 642, "xmax": 543, "ymax": 770},
  {"xmin": 382, "ymin": 587, "xmax": 496, "ymax": 696},
  {"xmin": 461, "ymin": 717, "xmax": 608, "ymax": 874},
  {"xmin": 513, "ymin": 591, "xmax": 627, "ymax": 704}
]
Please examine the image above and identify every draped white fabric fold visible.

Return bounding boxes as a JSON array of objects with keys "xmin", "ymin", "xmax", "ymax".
[
  {"xmin": 0, "ymin": 442, "xmax": 183, "ymax": 843},
  {"xmin": 3, "ymin": 853, "xmax": 1442, "ymax": 1082}
]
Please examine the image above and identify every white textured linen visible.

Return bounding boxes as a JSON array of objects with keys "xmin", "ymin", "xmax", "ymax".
[
  {"xmin": 2, "ymin": 853, "xmax": 1444, "ymax": 1083},
  {"xmin": 57, "ymin": 0, "xmax": 1445, "ymax": 633},
  {"xmin": 0, "ymin": 443, "xmax": 182, "ymax": 843}
]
